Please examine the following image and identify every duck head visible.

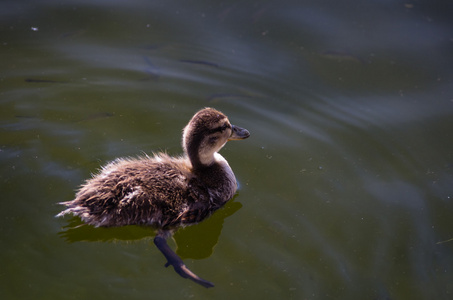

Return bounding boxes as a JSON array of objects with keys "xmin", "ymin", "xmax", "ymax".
[{"xmin": 182, "ymin": 108, "xmax": 250, "ymax": 168}]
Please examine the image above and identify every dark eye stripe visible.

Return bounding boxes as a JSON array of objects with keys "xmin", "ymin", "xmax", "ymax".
[{"xmin": 208, "ymin": 123, "xmax": 231, "ymax": 134}]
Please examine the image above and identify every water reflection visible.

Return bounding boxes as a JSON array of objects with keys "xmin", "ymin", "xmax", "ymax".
[
  {"xmin": 58, "ymin": 198, "xmax": 242, "ymax": 260},
  {"xmin": 1, "ymin": 0, "xmax": 453, "ymax": 297},
  {"xmin": 174, "ymin": 200, "xmax": 242, "ymax": 259}
]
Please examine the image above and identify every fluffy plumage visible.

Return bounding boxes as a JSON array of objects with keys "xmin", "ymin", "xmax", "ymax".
[
  {"xmin": 56, "ymin": 107, "xmax": 249, "ymax": 288},
  {"xmin": 57, "ymin": 107, "xmax": 249, "ymax": 229}
]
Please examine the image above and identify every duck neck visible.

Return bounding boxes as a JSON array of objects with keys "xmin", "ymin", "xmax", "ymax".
[
  {"xmin": 189, "ymin": 151, "xmax": 210, "ymax": 170},
  {"xmin": 185, "ymin": 136, "xmax": 215, "ymax": 170}
]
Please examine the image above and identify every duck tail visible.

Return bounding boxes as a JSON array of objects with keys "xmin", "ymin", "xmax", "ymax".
[{"xmin": 55, "ymin": 201, "xmax": 87, "ymax": 218}]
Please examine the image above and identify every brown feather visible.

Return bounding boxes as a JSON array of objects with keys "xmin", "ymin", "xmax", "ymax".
[{"xmin": 56, "ymin": 108, "xmax": 250, "ymax": 229}]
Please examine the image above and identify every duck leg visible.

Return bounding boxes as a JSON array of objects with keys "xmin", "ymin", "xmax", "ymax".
[{"xmin": 153, "ymin": 235, "xmax": 215, "ymax": 288}]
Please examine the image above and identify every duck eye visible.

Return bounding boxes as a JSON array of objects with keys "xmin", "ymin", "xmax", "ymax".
[{"xmin": 209, "ymin": 136, "xmax": 218, "ymax": 144}]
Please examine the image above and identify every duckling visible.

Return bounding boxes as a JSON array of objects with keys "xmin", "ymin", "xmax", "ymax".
[{"xmin": 56, "ymin": 107, "xmax": 250, "ymax": 288}]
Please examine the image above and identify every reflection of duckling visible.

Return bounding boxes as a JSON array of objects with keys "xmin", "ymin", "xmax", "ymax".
[{"xmin": 57, "ymin": 107, "xmax": 250, "ymax": 288}]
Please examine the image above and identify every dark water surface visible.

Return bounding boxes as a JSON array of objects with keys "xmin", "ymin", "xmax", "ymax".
[{"xmin": 1, "ymin": 0, "xmax": 453, "ymax": 299}]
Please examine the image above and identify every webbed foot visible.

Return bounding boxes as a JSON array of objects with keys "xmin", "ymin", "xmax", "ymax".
[{"xmin": 154, "ymin": 236, "xmax": 214, "ymax": 288}]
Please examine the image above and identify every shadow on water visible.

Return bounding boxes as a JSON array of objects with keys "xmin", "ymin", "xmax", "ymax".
[{"xmin": 57, "ymin": 198, "xmax": 242, "ymax": 260}]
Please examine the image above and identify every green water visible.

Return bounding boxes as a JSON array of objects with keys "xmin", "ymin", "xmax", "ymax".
[{"xmin": 1, "ymin": 0, "xmax": 453, "ymax": 299}]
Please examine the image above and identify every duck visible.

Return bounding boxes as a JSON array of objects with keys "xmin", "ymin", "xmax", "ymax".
[{"xmin": 56, "ymin": 107, "xmax": 250, "ymax": 288}]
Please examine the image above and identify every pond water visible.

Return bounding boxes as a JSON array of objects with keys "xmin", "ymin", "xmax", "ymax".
[{"xmin": 1, "ymin": 0, "xmax": 453, "ymax": 299}]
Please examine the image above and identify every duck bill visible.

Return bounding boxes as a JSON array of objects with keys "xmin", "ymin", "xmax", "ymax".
[{"xmin": 228, "ymin": 125, "xmax": 250, "ymax": 141}]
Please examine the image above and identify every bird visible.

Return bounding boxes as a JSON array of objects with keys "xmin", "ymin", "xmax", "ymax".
[{"xmin": 56, "ymin": 107, "xmax": 250, "ymax": 288}]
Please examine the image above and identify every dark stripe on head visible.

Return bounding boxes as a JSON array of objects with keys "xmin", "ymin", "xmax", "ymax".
[{"xmin": 207, "ymin": 123, "xmax": 231, "ymax": 134}]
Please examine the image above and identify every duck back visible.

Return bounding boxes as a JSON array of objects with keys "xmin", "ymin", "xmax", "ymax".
[{"xmin": 58, "ymin": 154, "xmax": 237, "ymax": 228}]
